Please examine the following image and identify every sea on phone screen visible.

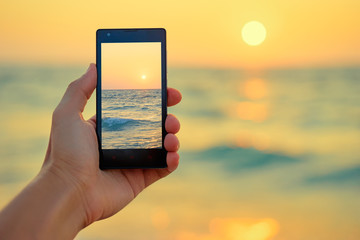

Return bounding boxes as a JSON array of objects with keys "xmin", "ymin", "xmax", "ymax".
[{"xmin": 101, "ymin": 89, "xmax": 162, "ymax": 149}]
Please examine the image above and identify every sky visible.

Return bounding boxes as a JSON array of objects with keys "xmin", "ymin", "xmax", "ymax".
[
  {"xmin": 0, "ymin": 0, "xmax": 359, "ymax": 69},
  {"xmin": 101, "ymin": 42, "xmax": 161, "ymax": 89}
]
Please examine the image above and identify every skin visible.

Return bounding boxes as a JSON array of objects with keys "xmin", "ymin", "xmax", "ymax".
[{"xmin": 0, "ymin": 63, "xmax": 182, "ymax": 239}]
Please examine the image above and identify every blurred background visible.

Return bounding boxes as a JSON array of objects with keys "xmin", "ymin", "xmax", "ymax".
[{"xmin": 0, "ymin": 0, "xmax": 359, "ymax": 239}]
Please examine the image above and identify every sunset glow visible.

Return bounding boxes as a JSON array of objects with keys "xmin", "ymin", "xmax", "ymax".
[
  {"xmin": 237, "ymin": 101, "xmax": 268, "ymax": 122},
  {"xmin": 242, "ymin": 78, "xmax": 267, "ymax": 100},
  {"xmin": 176, "ymin": 218, "xmax": 279, "ymax": 240},
  {"xmin": 0, "ymin": 1, "xmax": 359, "ymax": 68},
  {"xmin": 101, "ymin": 42, "xmax": 161, "ymax": 89},
  {"xmin": 209, "ymin": 218, "xmax": 279, "ymax": 240}
]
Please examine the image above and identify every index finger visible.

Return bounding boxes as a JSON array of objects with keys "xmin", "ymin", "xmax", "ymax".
[
  {"xmin": 53, "ymin": 64, "xmax": 96, "ymax": 119},
  {"xmin": 168, "ymin": 88, "xmax": 182, "ymax": 107}
]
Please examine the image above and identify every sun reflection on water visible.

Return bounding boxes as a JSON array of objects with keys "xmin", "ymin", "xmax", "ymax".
[
  {"xmin": 237, "ymin": 78, "xmax": 269, "ymax": 123},
  {"xmin": 176, "ymin": 218, "xmax": 279, "ymax": 240},
  {"xmin": 236, "ymin": 134, "xmax": 270, "ymax": 151},
  {"xmin": 237, "ymin": 101, "xmax": 269, "ymax": 122},
  {"xmin": 151, "ymin": 207, "xmax": 170, "ymax": 231},
  {"xmin": 242, "ymin": 78, "xmax": 267, "ymax": 100}
]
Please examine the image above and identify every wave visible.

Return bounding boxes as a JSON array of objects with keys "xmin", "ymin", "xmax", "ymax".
[
  {"xmin": 102, "ymin": 117, "xmax": 138, "ymax": 131},
  {"xmin": 102, "ymin": 117, "xmax": 159, "ymax": 131},
  {"xmin": 182, "ymin": 145, "xmax": 302, "ymax": 172},
  {"xmin": 105, "ymin": 105, "xmax": 136, "ymax": 111}
]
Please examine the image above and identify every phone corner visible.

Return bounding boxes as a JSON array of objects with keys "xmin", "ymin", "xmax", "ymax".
[
  {"xmin": 159, "ymin": 28, "xmax": 166, "ymax": 34},
  {"xmin": 96, "ymin": 29, "xmax": 103, "ymax": 36}
]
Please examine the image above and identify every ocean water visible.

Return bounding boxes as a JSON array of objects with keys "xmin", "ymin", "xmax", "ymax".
[
  {"xmin": 101, "ymin": 89, "xmax": 162, "ymax": 149},
  {"xmin": 0, "ymin": 65, "xmax": 359, "ymax": 239}
]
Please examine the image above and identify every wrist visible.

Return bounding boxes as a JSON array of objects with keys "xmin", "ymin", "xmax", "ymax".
[
  {"xmin": 36, "ymin": 166, "xmax": 88, "ymax": 239},
  {"xmin": 0, "ymin": 166, "xmax": 88, "ymax": 239}
]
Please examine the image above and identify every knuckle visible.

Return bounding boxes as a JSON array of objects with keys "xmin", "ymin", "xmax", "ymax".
[
  {"xmin": 52, "ymin": 106, "xmax": 62, "ymax": 121},
  {"xmin": 67, "ymin": 80, "xmax": 79, "ymax": 92}
]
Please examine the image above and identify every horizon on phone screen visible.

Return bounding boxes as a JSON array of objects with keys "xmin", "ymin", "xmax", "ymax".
[{"xmin": 101, "ymin": 42, "xmax": 162, "ymax": 149}]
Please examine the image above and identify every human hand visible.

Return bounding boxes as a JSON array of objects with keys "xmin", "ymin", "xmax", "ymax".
[
  {"xmin": 43, "ymin": 64, "xmax": 181, "ymax": 234},
  {"xmin": 0, "ymin": 64, "xmax": 181, "ymax": 239}
]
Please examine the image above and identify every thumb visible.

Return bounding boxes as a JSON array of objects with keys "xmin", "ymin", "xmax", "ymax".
[{"xmin": 55, "ymin": 63, "xmax": 97, "ymax": 116}]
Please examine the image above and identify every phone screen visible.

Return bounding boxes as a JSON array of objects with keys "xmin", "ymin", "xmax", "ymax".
[
  {"xmin": 97, "ymin": 28, "xmax": 167, "ymax": 169},
  {"xmin": 101, "ymin": 42, "xmax": 162, "ymax": 150}
]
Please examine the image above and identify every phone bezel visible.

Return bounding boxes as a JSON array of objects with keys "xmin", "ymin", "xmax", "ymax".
[{"xmin": 96, "ymin": 28, "xmax": 167, "ymax": 169}]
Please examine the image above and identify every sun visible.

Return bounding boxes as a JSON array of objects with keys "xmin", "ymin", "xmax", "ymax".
[
  {"xmin": 241, "ymin": 21, "xmax": 267, "ymax": 46},
  {"xmin": 140, "ymin": 74, "xmax": 148, "ymax": 82}
]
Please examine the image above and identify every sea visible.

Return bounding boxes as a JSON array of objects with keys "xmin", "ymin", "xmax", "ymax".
[
  {"xmin": 101, "ymin": 89, "xmax": 162, "ymax": 149},
  {"xmin": 0, "ymin": 65, "xmax": 359, "ymax": 239}
]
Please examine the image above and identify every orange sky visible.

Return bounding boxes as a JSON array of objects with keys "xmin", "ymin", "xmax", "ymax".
[
  {"xmin": 102, "ymin": 42, "xmax": 161, "ymax": 89},
  {"xmin": 0, "ymin": 0, "xmax": 359, "ymax": 69}
]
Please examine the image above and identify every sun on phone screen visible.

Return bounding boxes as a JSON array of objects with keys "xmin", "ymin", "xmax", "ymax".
[{"xmin": 101, "ymin": 42, "xmax": 162, "ymax": 149}]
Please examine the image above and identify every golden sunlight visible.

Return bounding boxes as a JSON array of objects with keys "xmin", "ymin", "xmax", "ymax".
[
  {"xmin": 176, "ymin": 218, "xmax": 279, "ymax": 240},
  {"xmin": 151, "ymin": 208, "xmax": 170, "ymax": 230},
  {"xmin": 209, "ymin": 218, "xmax": 279, "ymax": 240},
  {"xmin": 236, "ymin": 78, "xmax": 269, "ymax": 122},
  {"xmin": 237, "ymin": 102, "xmax": 268, "ymax": 122},
  {"xmin": 241, "ymin": 21, "xmax": 267, "ymax": 46},
  {"xmin": 243, "ymin": 78, "xmax": 267, "ymax": 100}
]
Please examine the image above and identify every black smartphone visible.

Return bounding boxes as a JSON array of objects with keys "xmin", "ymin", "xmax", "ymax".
[{"xmin": 96, "ymin": 28, "xmax": 167, "ymax": 169}]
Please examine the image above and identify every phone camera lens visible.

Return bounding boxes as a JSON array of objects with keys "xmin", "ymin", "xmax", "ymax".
[{"xmin": 107, "ymin": 33, "xmax": 111, "ymax": 37}]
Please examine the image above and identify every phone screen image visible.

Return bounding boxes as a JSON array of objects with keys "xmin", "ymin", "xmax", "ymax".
[
  {"xmin": 101, "ymin": 42, "xmax": 162, "ymax": 149},
  {"xmin": 96, "ymin": 28, "xmax": 167, "ymax": 169}
]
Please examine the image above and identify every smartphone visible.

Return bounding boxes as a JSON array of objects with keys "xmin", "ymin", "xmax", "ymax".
[{"xmin": 96, "ymin": 28, "xmax": 167, "ymax": 169}]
